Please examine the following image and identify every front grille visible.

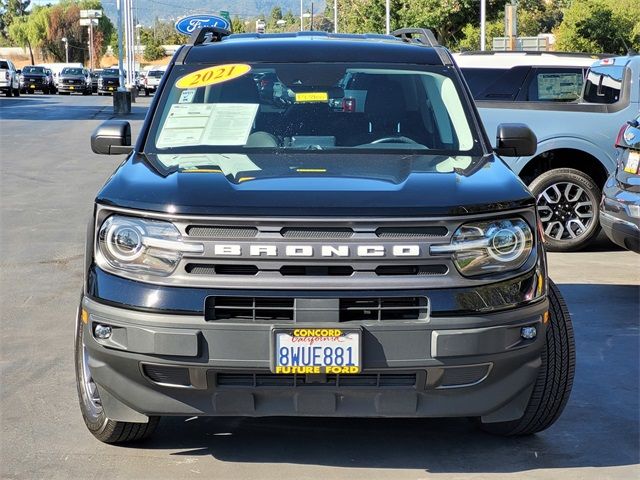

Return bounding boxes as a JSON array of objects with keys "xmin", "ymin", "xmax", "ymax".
[
  {"xmin": 216, "ymin": 372, "xmax": 417, "ymax": 388},
  {"xmin": 187, "ymin": 226, "xmax": 258, "ymax": 238},
  {"xmin": 280, "ymin": 265, "xmax": 354, "ymax": 276},
  {"xmin": 376, "ymin": 226, "xmax": 448, "ymax": 238},
  {"xmin": 205, "ymin": 295, "xmax": 428, "ymax": 322},
  {"xmin": 186, "ymin": 263, "xmax": 259, "ymax": 275},
  {"xmin": 281, "ymin": 227, "xmax": 353, "ymax": 239},
  {"xmin": 375, "ymin": 265, "xmax": 448, "ymax": 276},
  {"xmin": 185, "ymin": 263, "xmax": 447, "ymax": 277}
]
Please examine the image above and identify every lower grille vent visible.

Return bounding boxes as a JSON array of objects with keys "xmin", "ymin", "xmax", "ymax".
[
  {"xmin": 142, "ymin": 365, "xmax": 191, "ymax": 386},
  {"xmin": 208, "ymin": 297, "xmax": 296, "ymax": 321},
  {"xmin": 216, "ymin": 373, "xmax": 417, "ymax": 388},
  {"xmin": 439, "ymin": 365, "xmax": 490, "ymax": 388},
  {"xmin": 205, "ymin": 296, "xmax": 429, "ymax": 322},
  {"xmin": 340, "ymin": 297, "xmax": 429, "ymax": 321}
]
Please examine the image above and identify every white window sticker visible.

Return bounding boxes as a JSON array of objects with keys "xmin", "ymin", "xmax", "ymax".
[
  {"xmin": 178, "ymin": 88, "xmax": 196, "ymax": 103},
  {"xmin": 157, "ymin": 103, "xmax": 259, "ymax": 148}
]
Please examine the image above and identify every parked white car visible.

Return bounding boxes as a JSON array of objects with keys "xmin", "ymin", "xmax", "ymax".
[{"xmin": 0, "ymin": 58, "xmax": 20, "ymax": 97}]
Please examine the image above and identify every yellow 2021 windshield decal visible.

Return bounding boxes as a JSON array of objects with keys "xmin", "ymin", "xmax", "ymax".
[{"xmin": 176, "ymin": 64, "xmax": 252, "ymax": 89}]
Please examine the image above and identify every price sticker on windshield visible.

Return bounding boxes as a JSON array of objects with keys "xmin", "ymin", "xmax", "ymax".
[{"xmin": 176, "ymin": 64, "xmax": 252, "ymax": 89}]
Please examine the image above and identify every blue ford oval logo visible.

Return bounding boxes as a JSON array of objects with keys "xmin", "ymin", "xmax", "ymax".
[{"xmin": 174, "ymin": 15, "xmax": 231, "ymax": 35}]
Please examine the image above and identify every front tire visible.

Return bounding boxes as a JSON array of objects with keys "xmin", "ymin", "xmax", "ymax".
[
  {"xmin": 529, "ymin": 168, "xmax": 601, "ymax": 252},
  {"xmin": 75, "ymin": 313, "xmax": 160, "ymax": 443},
  {"xmin": 479, "ymin": 279, "xmax": 575, "ymax": 436}
]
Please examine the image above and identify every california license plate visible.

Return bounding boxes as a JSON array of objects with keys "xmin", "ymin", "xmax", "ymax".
[
  {"xmin": 69, "ymin": 86, "xmax": 74, "ymax": 90},
  {"xmin": 108, "ymin": 87, "xmax": 114, "ymax": 91},
  {"xmin": 272, "ymin": 328, "xmax": 361, "ymax": 374},
  {"xmin": 29, "ymin": 85, "xmax": 35, "ymax": 88}
]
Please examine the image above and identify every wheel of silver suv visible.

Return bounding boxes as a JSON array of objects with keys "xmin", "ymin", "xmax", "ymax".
[{"xmin": 529, "ymin": 168, "xmax": 601, "ymax": 252}]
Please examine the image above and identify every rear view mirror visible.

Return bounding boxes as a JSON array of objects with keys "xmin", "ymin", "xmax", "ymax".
[
  {"xmin": 91, "ymin": 120, "xmax": 133, "ymax": 155},
  {"xmin": 495, "ymin": 123, "xmax": 537, "ymax": 157}
]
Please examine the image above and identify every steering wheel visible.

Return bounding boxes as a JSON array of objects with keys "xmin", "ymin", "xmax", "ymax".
[{"xmin": 370, "ymin": 136, "xmax": 419, "ymax": 145}]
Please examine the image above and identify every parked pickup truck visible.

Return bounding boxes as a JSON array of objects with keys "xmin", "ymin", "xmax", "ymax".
[{"xmin": 457, "ymin": 54, "xmax": 640, "ymax": 251}]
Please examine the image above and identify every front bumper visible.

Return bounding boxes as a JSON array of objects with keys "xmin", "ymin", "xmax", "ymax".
[
  {"xmin": 600, "ymin": 175, "xmax": 640, "ymax": 253},
  {"xmin": 80, "ymin": 294, "xmax": 548, "ymax": 423},
  {"xmin": 58, "ymin": 84, "xmax": 89, "ymax": 93}
]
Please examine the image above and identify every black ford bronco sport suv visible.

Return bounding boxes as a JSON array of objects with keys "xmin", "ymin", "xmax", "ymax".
[{"xmin": 76, "ymin": 27, "xmax": 575, "ymax": 443}]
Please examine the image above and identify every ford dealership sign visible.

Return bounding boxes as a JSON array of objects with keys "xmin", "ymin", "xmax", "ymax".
[{"xmin": 174, "ymin": 14, "xmax": 231, "ymax": 35}]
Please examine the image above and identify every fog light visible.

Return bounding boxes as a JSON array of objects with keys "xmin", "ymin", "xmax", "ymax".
[
  {"xmin": 521, "ymin": 326, "xmax": 537, "ymax": 340},
  {"xmin": 94, "ymin": 324, "xmax": 112, "ymax": 339}
]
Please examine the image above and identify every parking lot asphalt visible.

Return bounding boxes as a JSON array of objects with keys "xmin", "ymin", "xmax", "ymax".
[{"xmin": 1, "ymin": 93, "xmax": 638, "ymax": 480}]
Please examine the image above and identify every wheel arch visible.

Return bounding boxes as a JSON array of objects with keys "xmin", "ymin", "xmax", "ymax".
[{"xmin": 515, "ymin": 140, "xmax": 615, "ymax": 189}]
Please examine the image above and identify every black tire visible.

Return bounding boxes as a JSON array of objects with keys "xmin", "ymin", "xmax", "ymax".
[
  {"xmin": 13, "ymin": 86, "xmax": 20, "ymax": 97},
  {"xmin": 529, "ymin": 168, "xmax": 601, "ymax": 252},
  {"xmin": 75, "ymin": 314, "xmax": 160, "ymax": 444},
  {"xmin": 479, "ymin": 279, "xmax": 575, "ymax": 436},
  {"xmin": 6, "ymin": 88, "xmax": 12, "ymax": 97},
  {"xmin": 145, "ymin": 88, "xmax": 150, "ymax": 96}
]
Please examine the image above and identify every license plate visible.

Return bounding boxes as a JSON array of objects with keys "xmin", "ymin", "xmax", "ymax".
[
  {"xmin": 29, "ymin": 85, "xmax": 35, "ymax": 89},
  {"xmin": 108, "ymin": 87, "xmax": 114, "ymax": 91},
  {"xmin": 272, "ymin": 328, "xmax": 361, "ymax": 374},
  {"xmin": 624, "ymin": 151, "xmax": 639, "ymax": 174},
  {"xmin": 69, "ymin": 86, "xmax": 74, "ymax": 90}
]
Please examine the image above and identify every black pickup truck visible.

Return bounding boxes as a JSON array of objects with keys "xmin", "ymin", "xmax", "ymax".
[{"xmin": 76, "ymin": 28, "xmax": 575, "ymax": 443}]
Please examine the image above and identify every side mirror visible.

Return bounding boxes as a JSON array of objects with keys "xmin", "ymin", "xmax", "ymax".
[
  {"xmin": 16, "ymin": 69, "xmax": 21, "ymax": 74},
  {"xmin": 91, "ymin": 120, "xmax": 133, "ymax": 155},
  {"xmin": 495, "ymin": 123, "xmax": 537, "ymax": 157}
]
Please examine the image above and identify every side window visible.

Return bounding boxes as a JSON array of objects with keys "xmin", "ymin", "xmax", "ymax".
[
  {"xmin": 582, "ymin": 65, "xmax": 624, "ymax": 104},
  {"xmin": 523, "ymin": 68, "xmax": 585, "ymax": 102},
  {"xmin": 461, "ymin": 66, "xmax": 529, "ymax": 101}
]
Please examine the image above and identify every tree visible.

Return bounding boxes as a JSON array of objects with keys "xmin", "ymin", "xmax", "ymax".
[
  {"xmin": 231, "ymin": 16, "xmax": 245, "ymax": 33},
  {"xmin": 1, "ymin": 0, "xmax": 30, "ymax": 42},
  {"xmin": 7, "ymin": 5, "xmax": 47, "ymax": 64},
  {"xmin": 554, "ymin": 0, "xmax": 640, "ymax": 54},
  {"xmin": 143, "ymin": 37, "xmax": 163, "ymax": 61}
]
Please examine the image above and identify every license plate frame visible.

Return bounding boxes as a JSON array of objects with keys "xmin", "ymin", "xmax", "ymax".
[{"xmin": 271, "ymin": 327, "xmax": 362, "ymax": 374}]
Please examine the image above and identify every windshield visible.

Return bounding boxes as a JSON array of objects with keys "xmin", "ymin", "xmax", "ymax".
[
  {"xmin": 102, "ymin": 69, "xmax": 120, "ymax": 76},
  {"xmin": 146, "ymin": 62, "xmax": 481, "ymax": 168},
  {"xmin": 148, "ymin": 70, "xmax": 164, "ymax": 78},
  {"xmin": 62, "ymin": 68, "xmax": 84, "ymax": 75},
  {"xmin": 23, "ymin": 66, "xmax": 45, "ymax": 74}
]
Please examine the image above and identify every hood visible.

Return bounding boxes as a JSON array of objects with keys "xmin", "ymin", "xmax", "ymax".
[
  {"xmin": 96, "ymin": 153, "xmax": 535, "ymax": 216},
  {"xmin": 61, "ymin": 74, "xmax": 86, "ymax": 79}
]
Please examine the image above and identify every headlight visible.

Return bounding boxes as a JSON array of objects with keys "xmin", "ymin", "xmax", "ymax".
[
  {"xmin": 97, "ymin": 215, "xmax": 203, "ymax": 276},
  {"xmin": 431, "ymin": 218, "xmax": 533, "ymax": 276}
]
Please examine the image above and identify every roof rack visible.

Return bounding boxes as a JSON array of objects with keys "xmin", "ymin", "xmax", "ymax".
[
  {"xmin": 188, "ymin": 26, "xmax": 232, "ymax": 46},
  {"xmin": 457, "ymin": 50, "xmax": 614, "ymax": 59},
  {"xmin": 391, "ymin": 28, "xmax": 439, "ymax": 47}
]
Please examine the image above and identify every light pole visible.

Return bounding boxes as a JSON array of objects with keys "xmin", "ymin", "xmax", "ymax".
[
  {"xmin": 300, "ymin": 0, "xmax": 303, "ymax": 31},
  {"xmin": 61, "ymin": 37, "xmax": 69, "ymax": 62},
  {"xmin": 135, "ymin": 23, "xmax": 142, "ymax": 71},
  {"xmin": 480, "ymin": 0, "xmax": 486, "ymax": 51},
  {"xmin": 385, "ymin": 0, "xmax": 390, "ymax": 35},
  {"xmin": 334, "ymin": 0, "xmax": 337, "ymax": 33}
]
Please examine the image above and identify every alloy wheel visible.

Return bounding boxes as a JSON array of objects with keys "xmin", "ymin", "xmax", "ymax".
[{"xmin": 536, "ymin": 181, "xmax": 595, "ymax": 240}]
